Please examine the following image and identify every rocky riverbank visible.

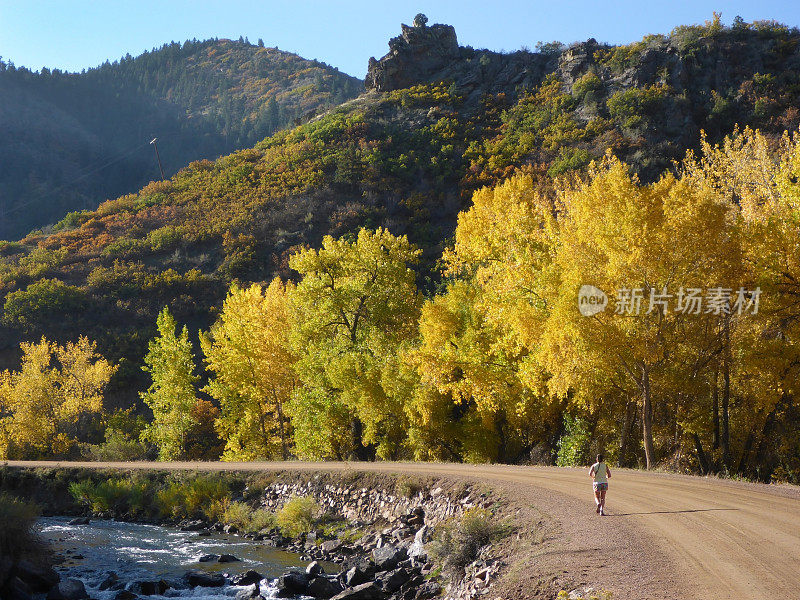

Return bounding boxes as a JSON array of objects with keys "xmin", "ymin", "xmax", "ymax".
[{"xmin": 1, "ymin": 469, "xmax": 510, "ymax": 600}]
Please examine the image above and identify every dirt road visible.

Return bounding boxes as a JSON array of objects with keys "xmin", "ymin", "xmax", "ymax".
[{"xmin": 6, "ymin": 460, "xmax": 799, "ymax": 599}]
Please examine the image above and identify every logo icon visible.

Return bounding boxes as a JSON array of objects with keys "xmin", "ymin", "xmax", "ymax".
[{"xmin": 578, "ymin": 285, "xmax": 608, "ymax": 316}]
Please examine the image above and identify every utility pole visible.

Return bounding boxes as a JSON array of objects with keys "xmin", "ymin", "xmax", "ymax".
[{"xmin": 150, "ymin": 137, "xmax": 165, "ymax": 180}]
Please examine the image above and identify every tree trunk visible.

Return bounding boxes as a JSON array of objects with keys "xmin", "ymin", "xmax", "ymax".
[
  {"xmin": 693, "ymin": 432, "xmax": 710, "ymax": 474},
  {"xmin": 642, "ymin": 367, "xmax": 655, "ymax": 469},
  {"xmin": 619, "ymin": 400, "xmax": 637, "ymax": 467},
  {"xmin": 712, "ymin": 365, "xmax": 720, "ymax": 450},
  {"xmin": 275, "ymin": 396, "xmax": 288, "ymax": 461},
  {"xmin": 753, "ymin": 405, "xmax": 779, "ymax": 482},
  {"xmin": 722, "ymin": 316, "xmax": 731, "ymax": 468},
  {"xmin": 737, "ymin": 430, "xmax": 755, "ymax": 476}
]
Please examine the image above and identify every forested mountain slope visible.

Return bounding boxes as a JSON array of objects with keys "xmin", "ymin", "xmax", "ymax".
[{"xmin": 0, "ymin": 37, "xmax": 362, "ymax": 239}]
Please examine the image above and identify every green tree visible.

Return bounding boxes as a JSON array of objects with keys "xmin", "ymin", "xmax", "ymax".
[
  {"xmin": 140, "ymin": 307, "xmax": 199, "ymax": 460},
  {"xmin": 288, "ymin": 228, "xmax": 421, "ymax": 460}
]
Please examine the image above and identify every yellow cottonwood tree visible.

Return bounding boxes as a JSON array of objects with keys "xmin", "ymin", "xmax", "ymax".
[
  {"xmin": 408, "ymin": 279, "xmax": 551, "ymax": 462},
  {"xmin": 540, "ymin": 155, "xmax": 742, "ymax": 468},
  {"xmin": 201, "ymin": 279, "xmax": 296, "ymax": 460},
  {"xmin": 0, "ymin": 337, "xmax": 115, "ymax": 458}
]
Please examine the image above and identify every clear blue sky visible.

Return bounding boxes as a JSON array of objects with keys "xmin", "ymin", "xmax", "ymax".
[{"xmin": 2, "ymin": 1, "xmax": 799, "ymax": 78}]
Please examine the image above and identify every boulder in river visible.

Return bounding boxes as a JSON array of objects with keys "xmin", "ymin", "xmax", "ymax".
[
  {"xmin": 184, "ymin": 571, "xmax": 225, "ymax": 587},
  {"xmin": 218, "ymin": 553, "xmax": 241, "ymax": 563},
  {"xmin": 180, "ymin": 520, "xmax": 206, "ymax": 532},
  {"xmin": 8, "ymin": 576, "xmax": 33, "ymax": 600},
  {"xmin": 276, "ymin": 571, "xmax": 310, "ymax": 597},
  {"xmin": 67, "ymin": 518, "xmax": 90, "ymax": 526},
  {"xmin": 231, "ymin": 570, "xmax": 263, "ymax": 586},
  {"xmin": 125, "ymin": 580, "xmax": 171, "ymax": 596},
  {"xmin": 98, "ymin": 573, "xmax": 119, "ymax": 591},
  {"xmin": 198, "ymin": 554, "xmax": 218, "ymax": 562},
  {"xmin": 235, "ymin": 584, "xmax": 263, "ymax": 600},
  {"xmin": 306, "ymin": 560, "xmax": 325, "ymax": 576},
  {"xmin": 46, "ymin": 579, "xmax": 89, "ymax": 600},
  {"xmin": 113, "ymin": 592, "xmax": 137, "ymax": 600}
]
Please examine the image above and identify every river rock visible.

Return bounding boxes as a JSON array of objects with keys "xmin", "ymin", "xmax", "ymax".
[
  {"xmin": 125, "ymin": 580, "xmax": 171, "ymax": 596},
  {"xmin": 98, "ymin": 573, "xmax": 118, "ymax": 591},
  {"xmin": 67, "ymin": 517, "xmax": 90, "ymax": 526},
  {"xmin": 184, "ymin": 571, "xmax": 225, "ymax": 587},
  {"xmin": 180, "ymin": 520, "xmax": 206, "ymax": 532},
  {"xmin": 15, "ymin": 559, "xmax": 59, "ymax": 592},
  {"xmin": 343, "ymin": 564, "xmax": 375, "ymax": 587},
  {"xmin": 198, "ymin": 554, "xmax": 218, "ymax": 562},
  {"xmin": 372, "ymin": 546, "xmax": 407, "ymax": 571},
  {"xmin": 306, "ymin": 575, "xmax": 344, "ymax": 599},
  {"xmin": 46, "ymin": 579, "xmax": 89, "ymax": 600},
  {"xmin": 231, "ymin": 570, "xmax": 263, "ymax": 586},
  {"xmin": 321, "ymin": 539, "xmax": 342, "ymax": 553},
  {"xmin": 113, "ymin": 592, "xmax": 137, "ymax": 600},
  {"xmin": 276, "ymin": 571, "xmax": 310, "ymax": 597},
  {"xmin": 235, "ymin": 584, "xmax": 262, "ymax": 599},
  {"xmin": 306, "ymin": 561, "xmax": 325, "ymax": 576},
  {"xmin": 376, "ymin": 568, "xmax": 411, "ymax": 594},
  {"xmin": 330, "ymin": 581, "xmax": 384, "ymax": 600},
  {"xmin": 218, "ymin": 554, "xmax": 241, "ymax": 563}
]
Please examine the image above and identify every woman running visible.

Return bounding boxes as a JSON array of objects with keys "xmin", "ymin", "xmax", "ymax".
[{"xmin": 589, "ymin": 453, "xmax": 611, "ymax": 515}]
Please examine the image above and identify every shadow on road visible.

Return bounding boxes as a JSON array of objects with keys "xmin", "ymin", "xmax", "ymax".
[{"xmin": 607, "ymin": 508, "xmax": 739, "ymax": 516}]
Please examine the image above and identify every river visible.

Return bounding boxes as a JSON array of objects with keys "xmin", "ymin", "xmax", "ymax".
[{"xmin": 39, "ymin": 517, "xmax": 312, "ymax": 599}]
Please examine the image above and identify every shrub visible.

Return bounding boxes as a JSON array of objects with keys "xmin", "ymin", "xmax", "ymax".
[
  {"xmin": 607, "ymin": 85, "xmax": 668, "ymax": 129},
  {"xmin": 155, "ymin": 475, "xmax": 231, "ymax": 520},
  {"xmin": 430, "ymin": 508, "xmax": 506, "ymax": 579},
  {"xmin": 2, "ymin": 279, "xmax": 87, "ymax": 330},
  {"xmin": 0, "ymin": 493, "xmax": 41, "ymax": 561},
  {"xmin": 89, "ymin": 429, "xmax": 151, "ymax": 461},
  {"xmin": 556, "ymin": 415, "xmax": 592, "ymax": 467},
  {"xmin": 548, "ymin": 147, "xmax": 592, "ymax": 176},
  {"xmin": 221, "ymin": 501, "xmax": 276, "ymax": 533},
  {"xmin": 68, "ymin": 478, "xmax": 151, "ymax": 516},
  {"xmin": 146, "ymin": 226, "xmax": 183, "ymax": 252},
  {"xmin": 572, "ymin": 72, "xmax": 603, "ymax": 103},
  {"xmin": 276, "ymin": 496, "xmax": 319, "ymax": 537},
  {"xmin": 395, "ymin": 476, "xmax": 423, "ymax": 498},
  {"xmin": 53, "ymin": 210, "xmax": 91, "ymax": 232},
  {"xmin": 101, "ymin": 237, "xmax": 146, "ymax": 258},
  {"xmin": 89, "ymin": 409, "xmax": 152, "ymax": 461}
]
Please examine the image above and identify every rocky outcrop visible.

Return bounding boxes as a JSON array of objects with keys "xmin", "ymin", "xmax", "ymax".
[
  {"xmin": 365, "ymin": 21, "xmax": 548, "ymax": 107},
  {"xmin": 366, "ymin": 23, "xmax": 459, "ymax": 92}
]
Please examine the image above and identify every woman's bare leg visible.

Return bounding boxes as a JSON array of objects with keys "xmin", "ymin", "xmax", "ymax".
[
  {"xmin": 594, "ymin": 489, "xmax": 601, "ymax": 512},
  {"xmin": 600, "ymin": 489, "xmax": 607, "ymax": 513}
]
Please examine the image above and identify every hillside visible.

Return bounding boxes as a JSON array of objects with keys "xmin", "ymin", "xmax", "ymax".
[
  {"xmin": 1, "ymin": 16, "xmax": 800, "ymax": 472},
  {"xmin": 0, "ymin": 37, "xmax": 362, "ymax": 239}
]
